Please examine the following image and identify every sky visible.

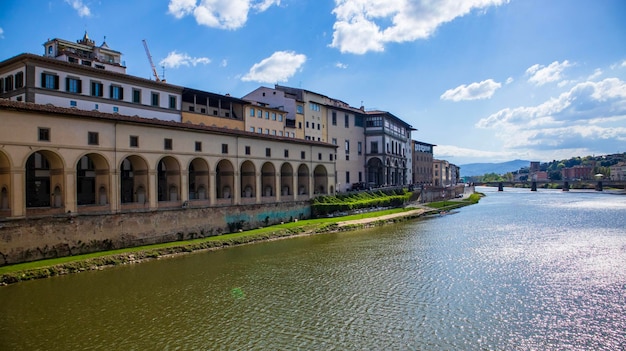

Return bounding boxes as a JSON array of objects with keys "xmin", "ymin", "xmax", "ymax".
[{"xmin": 1, "ymin": 0, "xmax": 625, "ymax": 165}]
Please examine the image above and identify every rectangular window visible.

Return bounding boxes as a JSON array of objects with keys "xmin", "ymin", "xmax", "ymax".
[
  {"xmin": 41, "ymin": 73, "xmax": 59, "ymax": 90},
  {"xmin": 346, "ymin": 154, "xmax": 349, "ymax": 161},
  {"xmin": 332, "ymin": 138, "xmax": 337, "ymax": 145},
  {"xmin": 346, "ymin": 172, "xmax": 350, "ymax": 183},
  {"xmin": 15, "ymin": 71, "xmax": 24, "ymax": 89},
  {"xmin": 278, "ymin": 114, "xmax": 283, "ymax": 122},
  {"xmin": 271, "ymin": 112, "xmax": 276, "ymax": 120},
  {"xmin": 265, "ymin": 129, "xmax": 270, "ymax": 135},
  {"xmin": 130, "ymin": 135, "xmax": 139, "ymax": 147},
  {"xmin": 250, "ymin": 108, "xmax": 255, "ymax": 117},
  {"xmin": 345, "ymin": 140, "xmax": 350, "ymax": 153},
  {"xmin": 151, "ymin": 92, "xmax": 159, "ymax": 106},
  {"xmin": 306, "ymin": 122, "xmax": 310, "ymax": 128},
  {"xmin": 265, "ymin": 111, "xmax": 269, "ymax": 119},
  {"xmin": 301, "ymin": 151, "xmax": 306, "ymax": 159},
  {"xmin": 359, "ymin": 171, "xmax": 362, "ymax": 182},
  {"xmin": 371, "ymin": 141, "xmax": 378, "ymax": 153},
  {"xmin": 38, "ymin": 127, "xmax": 50, "ymax": 141},
  {"xmin": 110, "ymin": 85, "xmax": 123, "ymax": 100},
  {"xmin": 250, "ymin": 127, "xmax": 255, "ymax": 133},
  {"xmin": 132, "ymin": 89, "xmax": 141, "ymax": 103},
  {"xmin": 113, "ymin": 106, "xmax": 119, "ymax": 113},
  {"xmin": 358, "ymin": 142, "xmax": 362, "ymax": 155},
  {"xmin": 195, "ymin": 141, "xmax": 202, "ymax": 152},
  {"xmin": 330, "ymin": 154, "xmax": 334, "ymax": 161},
  {"xmin": 169, "ymin": 95, "xmax": 177, "ymax": 109},
  {"xmin": 284, "ymin": 149, "xmax": 289, "ymax": 158},
  {"xmin": 222, "ymin": 144, "xmax": 228, "ymax": 154},
  {"xmin": 164, "ymin": 138, "xmax": 173, "ymax": 150},
  {"xmin": 3, "ymin": 76, "xmax": 11, "ymax": 92},
  {"xmin": 318, "ymin": 153, "xmax": 322, "ymax": 160},
  {"xmin": 332, "ymin": 112, "xmax": 337, "ymax": 125},
  {"xmin": 70, "ymin": 100, "xmax": 77, "ymax": 107},
  {"xmin": 66, "ymin": 77, "xmax": 82, "ymax": 93},
  {"xmin": 345, "ymin": 114, "xmax": 349, "ymax": 128},
  {"xmin": 266, "ymin": 148, "xmax": 271, "ymax": 157},
  {"xmin": 296, "ymin": 105, "xmax": 304, "ymax": 114},
  {"xmin": 245, "ymin": 146, "xmax": 251, "ymax": 155},
  {"xmin": 88, "ymin": 132, "xmax": 99, "ymax": 145},
  {"xmin": 257, "ymin": 109, "xmax": 262, "ymax": 117},
  {"xmin": 91, "ymin": 81, "xmax": 103, "ymax": 97}
]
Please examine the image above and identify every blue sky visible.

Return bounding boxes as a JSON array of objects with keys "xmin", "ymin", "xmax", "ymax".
[{"xmin": 1, "ymin": 0, "xmax": 625, "ymax": 165}]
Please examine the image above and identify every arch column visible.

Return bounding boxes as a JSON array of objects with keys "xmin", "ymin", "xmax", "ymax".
[
  {"xmin": 255, "ymin": 172, "xmax": 262, "ymax": 204},
  {"xmin": 110, "ymin": 168, "xmax": 120, "ymax": 213},
  {"xmin": 209, "ymin": 171, "xmax": 216, "ymax": 205},
  {"xmin": 233, "ymin": 171, "xmax": 241, "ymax": 205},
  {"xmin": 64, "ymin": 169, "xmax": 77, "ymax": 214},
  {"xmin": 308, "ymin": 171, "xmax": 314, "ymax": 198},
  {"xmin": 291, "ymin": 169, "xmax": 298, "ymax": 201},
  {"xmin": 274, "ymin": 172, "xmax": 280, "ymax": 202},
  {"xmin": 11, "ymin": 169, "xmax": 25, "ymax": 218},
  {"xmin": 148, "ymin": 169, "xmax": 158, "ymax": 210},
  {"xmin": 180, "ymin": 170, "xmax": 189, "ymax": 203}
]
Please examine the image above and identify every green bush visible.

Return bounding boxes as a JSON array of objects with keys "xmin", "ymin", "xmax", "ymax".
[{"xmin": 311, "ymin": 189, "xmax": 411, "ymax": 217}]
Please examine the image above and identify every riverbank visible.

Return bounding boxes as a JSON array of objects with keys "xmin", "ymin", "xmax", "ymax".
[{"xmin": 0, "ymin": 194, "xmax": 481, "ymax": 285}]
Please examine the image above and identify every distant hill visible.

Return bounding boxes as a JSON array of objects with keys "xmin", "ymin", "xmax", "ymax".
[{"xmin": 459, "ymin": 159, "xmax": 530, "ymax": 177}]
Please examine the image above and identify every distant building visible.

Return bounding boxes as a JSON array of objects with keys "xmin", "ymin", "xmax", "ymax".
[
  {"xmin": 562, "ymin": 165, "xmax": 593, "ymax": 180},
  {"xmin": 411, "ymin": 140, "xmax": 435, "ymax": 185},
  {"xmin": 610, "ymin": 162, "xmax": 626, "ymax": 180},
  {"xmin": 531, "ymin": 171, "xmax": 549, "ymax": 181},
  {"xmin": 529, "ymin": 161, "xmax": 540, "ymax": 173}
]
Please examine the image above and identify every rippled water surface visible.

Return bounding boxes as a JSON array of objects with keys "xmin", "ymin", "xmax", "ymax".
[{"xmin": 1, "ymin": 187, "xmax": 625, "ymax": 350}]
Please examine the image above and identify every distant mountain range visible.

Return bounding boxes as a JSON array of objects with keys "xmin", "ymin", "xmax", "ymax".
[{"xmin": 459, "ymin": 159, "xmax": 530, "ymax": 177}]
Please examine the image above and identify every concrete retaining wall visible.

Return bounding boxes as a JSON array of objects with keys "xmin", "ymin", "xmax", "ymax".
[{"xmin": 0, "ymin": 202, "xmax": 311, "ymax": 266}]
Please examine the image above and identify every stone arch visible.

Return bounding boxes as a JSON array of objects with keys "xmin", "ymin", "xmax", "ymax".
[
  {"xmin": 367, "ymin": 157, "xmax": 383, "ymax": 187},
  {"xmin": 120, "ymin": 155, "xmax": 149, "ymax": 204},
  {"xmin": 240, "ymin": 160, "xmax": 256, "ymax": 198},
  {"xmin": 188, "ymin": 158, "xmax": 209, "ymax": 200},
  {"xmin": 261, "ymin": 162, "xmax": 276, "ymax": 197},
  {"xmin": 314, "ymin": 165, "xmax": 328, "ymax": 195},
  {"xmin": 25, "ymin": 150, "xmax": 64, "ymax": 208},
  {"xmin": 280, "ymin": 162, "xmax": 293, "ymax": 196},
  {"xmin": 157, "ymin": 156, "xmax": 181, "ymax": 202},
  {"xmin": 297, "ymin": 164, "xmax": 309, "ymax": 195},
  {"xmin": 75, "ymin": 153, "xmax": 110, "ymax": 206},
  {"xmin": 216, "ymin": 159, "xmax": 234, "ymax": 199}
]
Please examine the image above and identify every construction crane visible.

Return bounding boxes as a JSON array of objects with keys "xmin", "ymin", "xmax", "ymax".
[{"xmin": 142, "ymin": 39, "xmax": 161, "ymax": 82}]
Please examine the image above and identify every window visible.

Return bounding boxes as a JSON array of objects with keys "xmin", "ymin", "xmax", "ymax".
[
  {"xmin": 371, "ymin": 141, "xmax": 378, "ymax": 153},
  {"xmin": 296, "ymin": 105, "xmax": 304, "ymax": 114},
  {"xmin": 130, "ymin": 135, "xmax": 139, "ymax": 147},
  {"xmin": 0, "ymin": 78, "xmax": 3, "ymax": 93},
  {"xmin": 70, "ymin": 100, "xmax": 77, "ymax": 107},
  {"xmin": 250, "ymin": 108, "xmax": 255, "ymax": 117},
  {"xmin": 359, "ymin": 172, "xmax": 362, "ymax": 182},
  {"xmin": 245, "ymin": 146, "xmax": 251, "ymax": 155},
  {"xmin": 309, "ymin": 102, "xmax": 320, "ymax": 111},
  {"xmin": 306, "ymin": 122, "xmax": 310, "ymax": 128},
  {"xmin": 278, "ymin": 114, "xmax": 283, "ymax": 122},
  {"xmin": 345, "ymin": 140, "xmax": 350, "ymax": 153},
  {"xmin": 38, "ymin": 127, "xmax": 50, "ymax": 141},
  {"xmin": 169, "ymin": 95, "xmax": 177, "ymax": 109},
  {"xmin": 164, "ymin": 138, "xmax": 173, "ymax": 150},
  {"xmin": 66, "ymin": 77, "xmax": 82, "ymax": 93},
  {"xmin": 41, "ymin": 73, "xmax": 59, "ymax": 90},
  {"xmin": 301, "ymin": 151, "xmax": 306, "ymax": 159},
  {"xmin": 151, "ymin": 92, "xmax": 159, "ymax": 106},
  {"xmin": 4, "ymin": 75, "xmax": 13, "ymax": 91},
  {"xmin": 132, "ymin": 89, "xmax": 141, "ymax": 103},
  {"xmin": 91, "ymin": 81, "xmax": 103, "ymax": 97},
  {"xmin": 110, "ymin": 85, "xmax": 123, "ymax": 100},
  {"xmin": 358, "ymin": 142, "xmax": 362, "ymax": 155},
  {"xmin": 222, "ymin": 144, "xmax": 228, "ymax": 154},
  {"xmin": 265, "ymin": 129, "xmax": 270, "ymax": 135},
  {"xmin": 257, "ymin": 128, "xmax": 262, "ymax": 134},
  {"xmin": 266, "ymin": 148, "xmax": 271, "ymax": 157},
  {"xmin": 330, "ymin": 154, "xmax": 334, "ymax": 161},
  {"xmin": 88, "ymin": 132, "xmax": 99, "ymax": 145},
  {"xmin": 318, "ymin": 153, "xmax": 322, "ymax": 160},
  {"xmin": 271, "ymin": 112, "xmax": 276, "ymax": 120},
  {"xmin": 284, "ymin": 149, "xmax": 289, "ymax": 158},
  {"xmin": 346, "ymin": 172, "xmax": 350, "ymax": 183},
  {"xmin": 250, "ymin": 127, "xmax": 255, "ymax": 133},
  {"xmin": 257, "ymin": 109, "xmax": 262, "ymax": 118},
  {"xmin": 346, "ymin": 154, "xmax": 349, "ymax": 161},
  {"xmin": 195, "ymin": 141, "xmax": 202, "ymax": 152},
  {"xmin": 113, "ymin": 106, "xmax": 119, "ymax": 113},
  {"xmin": 366, "ymin": 116, "xmax": 383, "ymax": 127},
  {"xmin": 317, "ymin": 124, "xmax": 320, "ymax": 130},
  {"xmin": 298, "ymin": 122, "xmax": 302, "ymax": 129},
  {"xmin": 332, "ymin": 138, "xmax": 337, "ymax": 145},
  {"xmin": 332, "ymin": 112, "xmax": 337, "ymax": 125},
  {"xmin": 265, "ymin": 111, "xmax": 269, "ymax": 119},
  {"xmin": 345, "ymin": 114, "xmax": 349, "ymax": 128},
  {"xmin": 188, "ymin": 106, "xmax": 195, "ymax": 112},
  {"xmin": 15, "ymin": 71, "xmax": 24, "ymax": 89}
]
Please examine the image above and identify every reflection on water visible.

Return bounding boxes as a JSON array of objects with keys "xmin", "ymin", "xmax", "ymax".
[{"xmin": 1, "ymin": 187, "xmax": 625, "ymax": 350}]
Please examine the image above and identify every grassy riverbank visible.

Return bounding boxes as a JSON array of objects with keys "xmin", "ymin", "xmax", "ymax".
[{"xmin": 0, "ymin": 194, "xmax": 482, "ymax": 285}]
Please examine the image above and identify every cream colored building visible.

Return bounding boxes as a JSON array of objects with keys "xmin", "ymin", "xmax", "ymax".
[
  {"xmin": 412, "ymin": 140, "xmax": 435, "ymax": 185},
  {"xmin": 0, "ymin": 100, "xmax": 336, "ymax": 220},
  {"xmin": 610, "ymin": 162, "xmax": 626, "ymax": 181},
  {"xmin": 181, "ymin": 88, "xmax": 246, "ymax": 130}
]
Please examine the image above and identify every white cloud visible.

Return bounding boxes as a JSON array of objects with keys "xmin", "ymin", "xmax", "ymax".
[
  {"xmin": 221, "ymin": 59, "xmax": 228, "ymax": 67},
  {"xmin": 435, "ymin": 144, "xmax": 516, "ymax": 161},
  {"xmin": 526, "ymin": 60, "xmax": 572, "ymax": 86},
  {"xmin": 160, "ymin": 51, "xmax": 211, "ymax": 68},
  {"xmin": 0, "ymin": 28, "xmax": 4, "ymax": 39},
  {"xmin": 505, "ymin": 77, "xmax": 514, "ymax": 84},
  {"xmin": 242, "ymin": 51, "xmax": 306, "ymax": 83},
  {"xmin": 335, "ymin": 62, "xmax": 348, "ymax": 69},
  {"xmin": 65, "ymin": 0, "xmax": 91, "ymax": 17},
  {"xmin": 168, "ymin": 0, "xmax": 280, "ymax": 30},
  {"xmin": 588, "ymin": 68, "xmax": 603, "ymax": 80},
  {"xmin": 330, "ymin": 0, "xmax": 508, "ymax": 54},
  {"xmin": 440, "ymin": 79, "xmax": 502, "ymax": 101},
  {"xmin": 476, "ymin": 78, "xmax": 626, "ymax": 152}
]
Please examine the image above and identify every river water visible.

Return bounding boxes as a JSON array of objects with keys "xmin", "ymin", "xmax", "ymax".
[{"xmin": 1, "ymin": 187, "xmax": 625, "ymax": 350}]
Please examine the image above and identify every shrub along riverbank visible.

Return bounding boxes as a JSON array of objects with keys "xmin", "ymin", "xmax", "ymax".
[{"xmin": 0, "ymin": 192, "xmax": 483, "ymax": 285}]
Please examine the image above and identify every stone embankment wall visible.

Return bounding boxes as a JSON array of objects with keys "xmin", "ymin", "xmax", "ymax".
[
  {"xmin": 418, "ymin": 184, "xmax": 467, "ymax": 203},
  {"xmin": 0, "ymin": 202, "xmax": 311, "ymax": 266}
]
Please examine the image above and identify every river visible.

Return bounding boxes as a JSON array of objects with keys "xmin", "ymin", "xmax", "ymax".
[{"xmin": 1, "ymin": 187, "xmax": 625, "ymax": 350}]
